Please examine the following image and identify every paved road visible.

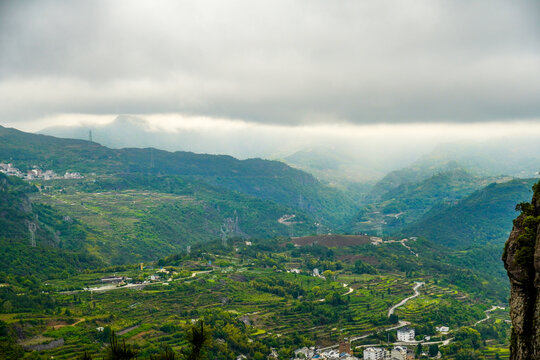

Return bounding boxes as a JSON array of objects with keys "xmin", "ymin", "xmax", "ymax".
[
  {"xmin": 474, "ymin": 306, "xmax": 505, "ymax": 326},
  {"xmin": 343, "ymin": 283, "xmax": 354, "ymax": 296},
  {"xmin": 387, "ymin": 282, "xmax": 424, "ymax": 317},
  {"xmin": 191, "ymin": 270, "xmax": 213, "ymax": 278},
  {"xmin": 385, "ymin": 320, "xmax": 410, "ymax": 332}
]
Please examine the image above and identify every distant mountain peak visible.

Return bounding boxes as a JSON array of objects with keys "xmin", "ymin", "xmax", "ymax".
[{"xmin": 109, "ymin": 114, "xmax": 148, "ymax": 128}]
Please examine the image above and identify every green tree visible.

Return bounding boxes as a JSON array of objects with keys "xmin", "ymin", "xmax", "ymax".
[
  {"xmin": 428, "ymin": 344, "xmax": 439, "ymax": 357},
  {"xmin": 150, "ymin": 345, "xmax": 176, "ymax": 360},
  {"xmin": 79, "ymin": 352, "xmax": 92, "ymax": 360},
  {"xmin": 2, "ymin": 300, "xmax": 13, "ymax": 313},
  {"xmin": 415, "ymin": 343, "xmax": 423, "ymax": 357},
  {"xmin": 106, "ymin": 331, "xmax": 138, "ymax": 360},
  {"xmin": 185, "ymin": 321, "xmax": 212, "ymax": 360},
  {"xmin": 455, "ymin": 327, "xmax": 482, "ymax": 349}
]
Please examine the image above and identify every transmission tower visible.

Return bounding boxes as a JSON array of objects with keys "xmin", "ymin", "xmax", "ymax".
[
  {"xmin": 28, "ymin": 222, "xmax": 37, "ymax": 247},
  {"xmin": 89, "ymin": 130, "xmax": 93, "ymax": 142}
]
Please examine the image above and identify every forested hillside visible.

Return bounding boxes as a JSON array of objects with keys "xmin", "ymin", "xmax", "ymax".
[
  {"xmin": 348, "ymin": 169, "xmax": 494, "ymax": 235},
  {"xmin": 30, "ymin": 173, "xmax": 318, "ymax": 263},
  {"xmin": 403, "ymin": 179, "xmax": 537, "ymax": 248},
  {"xmin": 0, "ymin": 126, "xmax": 356, "ymax": 226},
  {"xmin": 0, "ymin": 173, "xmax": 101, "ymax": 283}
]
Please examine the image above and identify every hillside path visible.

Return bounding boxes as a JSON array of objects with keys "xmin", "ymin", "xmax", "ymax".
[
  {"xmin": 191, "ymin": 270, "xmax": 213, "ymax": 278},
  {"xmin": 474, "ymin": 306, "xmax": 505, "ymax": 326},
  {"xmin": 342, "ymin": 283, "xmax": 354, "ymax": 296},
  {"xmin": 387, "ymin": 282, "xmax": 424, "ymax": 317}
]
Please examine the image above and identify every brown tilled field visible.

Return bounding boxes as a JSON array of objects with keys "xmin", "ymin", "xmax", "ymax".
[{"xmin": 291, "ymin": 234, "xmax": 371, "ymax": 247}]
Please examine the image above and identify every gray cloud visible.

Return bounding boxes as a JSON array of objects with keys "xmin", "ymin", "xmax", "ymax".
[{"xmin": 1, "ymin": 0, "xmax": 539, "ymax": 124}]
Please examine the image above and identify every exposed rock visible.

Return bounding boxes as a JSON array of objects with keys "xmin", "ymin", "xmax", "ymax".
[
  {"xmin": 503, "ymin": 181, "xmax": 540, "ymax": 360},
  {"xmin": 239, "ymin": 315, "xmax": 251, "ymax": 326},
  {"xmin": 23, "ymin": 338, "xmax": 64, "ymax": 351},
  {"xmin": 18, "ymin": 196, "xmax": 32, "ymax": 213}
]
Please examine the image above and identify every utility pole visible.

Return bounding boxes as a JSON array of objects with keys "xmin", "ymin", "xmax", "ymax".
[{"xmin": 88, "ymin": 130, "xmax": 93, "ymax": 142}]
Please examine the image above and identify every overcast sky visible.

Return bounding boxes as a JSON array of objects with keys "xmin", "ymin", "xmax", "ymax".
[{"xmin": 1, "ymin": 0, "xmax": 539, "ymax": 131}]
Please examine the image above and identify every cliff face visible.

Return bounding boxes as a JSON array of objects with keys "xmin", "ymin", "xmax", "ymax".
[{"xmin": 503, "ymin": 181, "xmax": 540, "ymax": 360}]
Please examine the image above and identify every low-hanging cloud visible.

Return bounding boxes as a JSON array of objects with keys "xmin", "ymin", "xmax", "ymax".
[{"xmin": 1, "ymin": 0, "xmax": 540, "ymax": 125}]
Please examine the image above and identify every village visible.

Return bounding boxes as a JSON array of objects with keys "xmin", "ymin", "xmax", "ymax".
[
  {"xmin": 89, "ymin": 267, "xmax": 450, "ymax": 360},
  {"xmin": 0, "ymin": 162, "xmax": 83, "ymax": 180},
  {"xmin": 292, "ymin": 325, "xmax": 450, "ymax": 360}
]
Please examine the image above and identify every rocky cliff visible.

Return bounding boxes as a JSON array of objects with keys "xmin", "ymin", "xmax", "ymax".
[{"xmin": 503, "ymin": 181, "xmax": 540, "ymax": 360}]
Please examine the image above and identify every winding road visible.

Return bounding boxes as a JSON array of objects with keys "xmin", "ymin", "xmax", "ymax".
[
  {"xmin": 387, "ymin": 282, "xmax": 424, "ymax": 317},
  {"xmin": 474, "ymin": 306, "xmax": 505, "ymax": 326},
  {"xmin": 342, "ymin": 283, "xmax": 354, "ymax": 296}
]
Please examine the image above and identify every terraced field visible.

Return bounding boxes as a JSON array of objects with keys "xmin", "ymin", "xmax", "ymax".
[
  {"xmin": 4, "ymin": 236, "xmax": 511, "ymax": 359},
  {"xmin": 30, "ymin": 186, "xmax": 315, "ymax": 263}
]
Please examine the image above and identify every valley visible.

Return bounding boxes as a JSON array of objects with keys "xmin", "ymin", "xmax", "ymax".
[{"xmin": 0, "ymin": 126, "xmax": 535, "ymax": 359}]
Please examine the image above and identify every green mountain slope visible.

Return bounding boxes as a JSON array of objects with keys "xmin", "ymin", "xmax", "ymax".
[
  {"xmin": 31, "ymin": 173, "xmax": 318, "ymax": 263},
  {"xmin": 402, "ymin": 178, "xmax": 538, "ymax": 248},
  {"xmin": 0, "ymin": 173, "xmax": 102, "ymax": 280},
  {"xmin": 365, "ymin": 160, "xmax": 465, "ymax": 203},
  {"xmin": 349, "ymin": 169, "xmax": 493, "ymax": 235},
  {"xmin": 0, "ymin": 125, "xmax": 356, "ymax": 226}
]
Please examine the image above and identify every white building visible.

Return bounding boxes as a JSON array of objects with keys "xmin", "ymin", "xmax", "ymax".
[
  {"xmin": 293, "ymin": 346, "xmax": 316, "ymax": 359},
  {"xmin": 363, "ymin": 347, "xmax": 387, "ymax": 360},
  {"xmin": 321, "ymin": 350, "xmax": 340, "ymax": 359},
  {"xmin": 436, "ymin": 326, "xmax": 449, "ymax": 333},
  {"xmin": 64, "ymin": 171, "xmax": 84, "ymax": 179},
  {"xmin": 397, "ymin": 328, "xmax": 415, "ymax": 342}
]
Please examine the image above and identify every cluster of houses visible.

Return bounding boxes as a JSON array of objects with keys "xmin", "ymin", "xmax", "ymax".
[
  {"xmin": 100, "ymin": 276, "xmax": 132, "ymax": 284},
  {"xmin": 363, "ymin": 346, "xmax": 414, "ymax": 360},
  {"xmin": 361, "ymin": 328, "xmax": 417, "ymax": 359},
  {"xmin": 99, "ymin": 268, "xmax": 173, "ymax": 288},
  {"xmin": 0, "ymin": 163, "xmax": 83, "ymax": 180},
  {"xmin": 293, "ymin": 327, "xmax": 428, "ymax": 360},
  {"xmin": 292, "ymin": 344, "xmax": 415, "ymax": 360},
  {"xmin": 293, "ymin": 341, "xmax": 359, "ymax": 360}
]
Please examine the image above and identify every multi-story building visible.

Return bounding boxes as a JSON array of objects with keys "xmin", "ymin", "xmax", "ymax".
[
  {"xmin": 391, "ymin": 346, "xmax": 414, "ymax": 360},
  {"xmin": 397, "ymin": 327, "xmax": 415, "ymax": 342},
  {"xmin": 363, "ymin": 347, "xmax": 387, "ymax": 360}
]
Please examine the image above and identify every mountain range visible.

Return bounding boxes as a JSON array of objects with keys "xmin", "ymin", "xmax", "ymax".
[{"xmin": 2, "ymin": 124, "xmax": 538, "ymax": 279}]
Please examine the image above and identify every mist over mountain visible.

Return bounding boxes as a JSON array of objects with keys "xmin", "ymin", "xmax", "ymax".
[
  {"xmin": 40, "ymin": 116, "xmax": 540, "ymax": 188},
  {"xmin": 39, "ymin": 115, "xmax": 303, "ymax": 160},
  {"xmin": 420, "ymin": 139, "xmax": 540, "ymax": 179}
]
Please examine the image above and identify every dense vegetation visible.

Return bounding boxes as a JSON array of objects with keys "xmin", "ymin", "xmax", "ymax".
[
  {"xmin": 29, "ymin": 173, "xmax": 319, "ymax": 263},
  {"xmin": 404, "ymin": 179, "xmax": 538, "ymax": 248},
  {"xmin": 349, "ymin": 168, "xmax": 496, "ymax": 235},
  {"xmin": 503, "ymin": 181, "xmax": 540, "ymax": 270},
  {"xmin": 0, "ymin": 173, "xmax": 102, "ymax": 284}
]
